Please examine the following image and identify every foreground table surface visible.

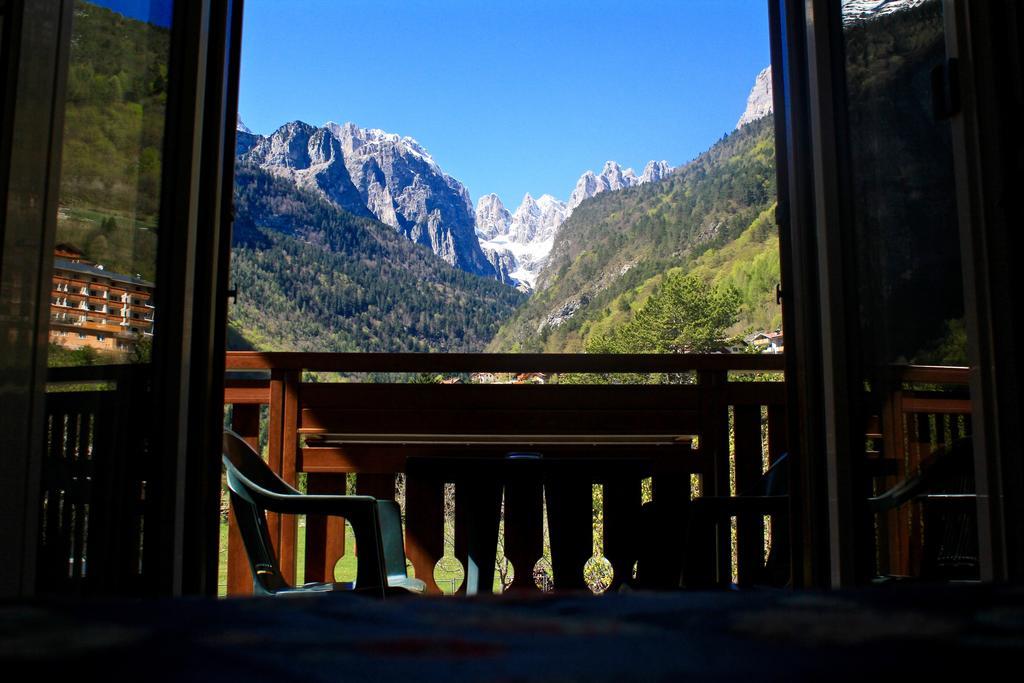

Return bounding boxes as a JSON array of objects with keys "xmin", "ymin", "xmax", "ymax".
[{"xmin": 2, "ymin": 586, "xmax": 1022, "ymax": 681}]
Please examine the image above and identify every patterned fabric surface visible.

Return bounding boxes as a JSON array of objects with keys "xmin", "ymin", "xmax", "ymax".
[{"xmin": 2, "ymin": 586, "xmax": 1022, "ymax": 681}]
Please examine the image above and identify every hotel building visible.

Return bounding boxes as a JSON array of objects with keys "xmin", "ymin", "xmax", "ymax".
[{"xmin": 48, "ymin": 246, "xmax": 155, "ymax": 356}]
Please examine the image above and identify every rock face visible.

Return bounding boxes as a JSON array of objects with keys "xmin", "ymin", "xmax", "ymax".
[
  {"xmin": 640, "ymin": 160, "xmax": 673, "ymax": 184},
  {"xmin": 482, "ymin": 247, "xmax": 523, "ymax": 292},
  {"xmin": 477, "ymin": 192, "xmax": 568, "ymax": 291},
  {"xmin": 841, "ymin": 0, "xmax": 928, "ymax": 24},
  {"xmin": 475, "ymin": 193, "xmax": 512, "ymax": 241},
  {"xmin": 568, "ymin": 161, "xmax": 646, "ymax": 212},
  {"xmin": 737, "ymin": 66, "xmax": 774, "ymax": 129},
  {"xmin": 237, "ymin": 120, "xmax": 496, "ymax": 278},
  {"xmin": 239, "ymin": 121, "xmax": 372, "ymax": 218},
  {"xmin": 324, "ymin": 121, "xmax": 494, "ymax": 277}
]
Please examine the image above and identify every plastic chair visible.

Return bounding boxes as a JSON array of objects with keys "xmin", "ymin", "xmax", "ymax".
[
  {"xmin": 681, "ymin": 452, "xmax": 790, "ymax": 589},
  {"xmin": 222, "ymin": 429, "xmax": 424, "ymax": 597},
  {"xmin": 868, "ymin": 436, "xmax": 978, "ymax": 580}
]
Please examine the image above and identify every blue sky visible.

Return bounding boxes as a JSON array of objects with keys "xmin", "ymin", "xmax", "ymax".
[
  {"xmin": 91, "ymin": 0, "xmax": 172, "ymax": 27},
  {"xmin": 238, "ymin": 0, "xmax": 770, "ymax": 209}
]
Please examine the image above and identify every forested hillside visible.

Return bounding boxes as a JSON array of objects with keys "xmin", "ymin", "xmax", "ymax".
[
  {"xmin": 229, "ymin": 165, "xmax": 526, "ymax": 353},
  {"xmin": 55, "ymin": 1, "xmax": 168, "ymax": 281},
  {"xmin": 488, "ymin": 115, "xmax": 778, "ymax": 353}
]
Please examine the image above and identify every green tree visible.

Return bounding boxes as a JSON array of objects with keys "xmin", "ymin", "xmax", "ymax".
[{"xmin": 589, "ymin": 273, "xmax": 740, "ymax": 354}]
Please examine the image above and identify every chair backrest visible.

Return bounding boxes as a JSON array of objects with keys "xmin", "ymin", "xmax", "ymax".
[{"xmin": 222, "ymin": 430, "xmax": 293, "ymax": 594}]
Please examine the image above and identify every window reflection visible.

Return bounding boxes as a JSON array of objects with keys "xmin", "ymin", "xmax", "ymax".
[{"xmin": 48, "ymin": 0, "xmax": 170, "ymax": 367}]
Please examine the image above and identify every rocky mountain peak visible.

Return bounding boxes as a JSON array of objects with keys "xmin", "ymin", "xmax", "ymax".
[
  {"xmin": 737, "ymin": 66, "xmax": 774, "ymax": 129},
  {"xmin": 640, "ymin": 160, "xmax": 672, "ymax": 184},
  {"xmin": 321, "ymin": 120, "xmax": 492, "ymax": 276},
  {"xmin": 475, "ymin": 193, "xmax": 511, "ymax": 240},
  {"xmin": 239, "ymin": 121, "xmax": 370, "ymax": 218},
  {"xmin": 568, "ymin": 158, "xmax": 665, "ymax": 212},
  {"xmin": 239, "ymin": 119, "xmax": 495, "ymax": 279},
  {"xmin": 237, "ymin": 115, "xmax": 253, "ymax": 134}
]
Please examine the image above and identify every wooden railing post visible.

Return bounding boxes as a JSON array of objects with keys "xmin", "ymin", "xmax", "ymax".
[
  {"xmin": 226, "ymin": 403, "xmax": 260, "ymax": 595},
  {"xmin": 404, "ymin": 465, "xmax": 444, "ymax": 594},
  {"xmin": 279, "ymin": 370, "xmax": 301, "ymax": 584},
  {"xmin": 699, "ymin": 369, "xmax": 731, "ymax": 585},
  {"xmin": 734, "ymin": 403, "xmax": 764, "ymax": 585}
]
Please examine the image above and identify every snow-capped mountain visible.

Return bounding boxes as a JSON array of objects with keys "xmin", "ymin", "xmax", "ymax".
[
  {"xmin": 477, "ymin": 193, "xmax": 568, "ymax": 290},
  {"xmin": 478, "ymin": 160, "xmax": 672, "ymax": 290},
  {"xmin": 737, "ymin": 66, "xmax": 773, "ymax": 129},
  {"xmin": 236, "ymin": 120, "xmax": 495, "ymax": 278}
]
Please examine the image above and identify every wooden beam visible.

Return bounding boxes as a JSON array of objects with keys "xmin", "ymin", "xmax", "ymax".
[{"xmin": 225, "ymin": 351, "xmax": 786, "ymax": 373}]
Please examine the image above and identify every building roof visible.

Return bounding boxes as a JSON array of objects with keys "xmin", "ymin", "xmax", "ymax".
[{"xmin": 53, "ymin": 258, "xmax": 154, "ymax": 289}]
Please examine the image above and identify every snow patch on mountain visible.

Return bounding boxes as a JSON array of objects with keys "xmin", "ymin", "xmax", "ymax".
[
  {"xmin": 477, "ymin": 192, "xmax": 566, "ymax": 290},
  {"xmin": 477, "ymin": 160, "xmax": 672, "ymax": 291}
]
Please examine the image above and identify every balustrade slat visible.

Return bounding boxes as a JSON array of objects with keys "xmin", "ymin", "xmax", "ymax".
[
  {"xmin": 452, "ymin": 467, "xmax": 503, "ymax": 595},
  {"xmin": 304, "ymin": 473, "xmax": 347, "ymax": 584},
  {"xmin": 603, "ymin": 466, "xmax": 643, "ymax": 591},
  {"xmin": 544, "ymin": 463, "xmax": 592, "ymax": 591},
  {"xmin": 699, "ymin": 370, "xmax": 731, "ymax": 584},
  {"xmin": 767, "ymin": 404, "xmax": 788, "ymax": 464},
  {"xmin": 503, "ymin": 461, "xmax": 544, "ymax": 591},
  {"xmin": 404, "ymin": 471, "xmax": 444, "ymax": 594},
  {"xmin": 641, "ymin": 471, "xmax": 688, "ymax": 589},
  {"xmin": 355, "ymin": 473, "xmax": 396, "ymax": 501},
  {"xmin": 734, "ymin": 404, "xmax": 764, "ymax": 586}
]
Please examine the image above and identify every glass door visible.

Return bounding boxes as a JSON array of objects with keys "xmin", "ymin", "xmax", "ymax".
[
  {"xmin": 838, "ymin": 0, "xmax": 977, "ymax": 582},
  {"xmin": 0, "ymin": 0, "xmax": 242, "ymax": 597}
]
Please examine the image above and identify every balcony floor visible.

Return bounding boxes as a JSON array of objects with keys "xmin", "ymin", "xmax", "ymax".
[{"xmin": 3, "ymin": 585, "xmax": 1021, "ymax": 680}]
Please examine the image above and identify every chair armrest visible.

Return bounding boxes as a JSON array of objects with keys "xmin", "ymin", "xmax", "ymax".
[
  {"xmin": 238, "ymin": 485, "xmax": 387, "ymax": 596},
  {"xmin": 247, "ymin": 488, "xmax": 378, "ymax": 518}
]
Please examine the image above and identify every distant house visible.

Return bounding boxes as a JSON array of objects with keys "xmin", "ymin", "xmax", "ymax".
[
  {"xmin": 745, "ymin": 330, "xmax": 784, "ymax": 354},
  {"xmin": 471, "ymin": 372, "xmax": 498, "ymax": 384},
  {"xmin": 514, "ymin": 372, "xmax": 548, "ymax": 384}
]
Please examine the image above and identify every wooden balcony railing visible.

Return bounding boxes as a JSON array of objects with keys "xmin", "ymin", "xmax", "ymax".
[
  {"xmin": 31, "ymin": 356, "xmax": 970, "ymax": 597},
  {"xmin": 869, "ymin": 364, "xmax": 972, "ymax": 577},
  {"xmin": 222, "ymin": 352, "xmax": 789, "ymax": 595}
]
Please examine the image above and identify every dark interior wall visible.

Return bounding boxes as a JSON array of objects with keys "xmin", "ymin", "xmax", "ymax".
[{"xmin": 0, "ymin": 0, "xmax": 72, "ymax": 599}]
